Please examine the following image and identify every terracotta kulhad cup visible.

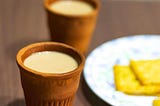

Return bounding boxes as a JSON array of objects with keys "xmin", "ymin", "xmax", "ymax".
[
  {"xmin": 44, "ymin": 0, "xmax": 100, "ymax": 54},
  {"xmin": 16, "ymin": 42, "xmax": 85, "ymax": 106}
]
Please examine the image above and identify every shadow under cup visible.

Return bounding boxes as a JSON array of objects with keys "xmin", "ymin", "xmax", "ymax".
[
  {"xmin": 44, "ymin": 0, "xmax": 100, "ymax": 54},
  {"xmin": 16, "ymin": 42, "xmax": 85, "ymax": 106}
]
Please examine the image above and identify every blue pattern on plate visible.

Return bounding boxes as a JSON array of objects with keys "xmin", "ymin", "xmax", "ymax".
[{"xmin": 83, "ymin": 35, "xmax": 160, "ymax": 106}]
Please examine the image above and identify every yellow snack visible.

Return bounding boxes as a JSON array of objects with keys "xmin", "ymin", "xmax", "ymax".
[
  {"xmin": 153, "ymin": 98, "xmax": 160, "ymax": 106},
  {"xmin": 114, "ymin": 65, "xmax": 160, "ymax": 95},
  {"xmin": 130, "ymin": 59, "xmax": 160, "ymax": 85}
]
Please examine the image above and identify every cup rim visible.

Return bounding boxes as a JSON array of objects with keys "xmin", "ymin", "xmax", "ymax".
[
  {"xmin": 44, "ymin": 0, "xmax": 100, "ymax": 18},
  {"xmin": 16, "ymin": 42, "xmax": 85, "ymax": 78}
]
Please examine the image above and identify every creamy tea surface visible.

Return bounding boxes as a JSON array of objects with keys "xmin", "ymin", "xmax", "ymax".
[
  {"xmin": 24, "ymin": 51, "xmax": 78, "ymax": 73},
  {"xmin": 50, "ymin": 0, "xmax": 94, "ymax": 15}
]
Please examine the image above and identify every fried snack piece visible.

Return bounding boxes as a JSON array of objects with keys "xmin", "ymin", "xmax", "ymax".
[
  {"xmin": 130, "ymin": 59, "xmax": 160, "ymax": 85},
  {"xmin": 153, "ymin": 98, "xmax": 160, "ymax": 106},
  {"xmin": 114, "ymin": 65, "xmax": 160, "ymax": 95}
]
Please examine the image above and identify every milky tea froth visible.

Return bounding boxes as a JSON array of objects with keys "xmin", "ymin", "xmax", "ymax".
[
  {"xmin": 24, "ymin": 51, "xmax": 78, "ymax": 73},
  {"xmin": 50, "ymin": 0, "xmax": 94, "ymax": 15}
]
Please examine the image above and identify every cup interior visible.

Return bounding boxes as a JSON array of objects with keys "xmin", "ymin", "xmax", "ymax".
[
  {"xmin": 44, "ymin": 0, "xmax": 99, "ymax": 17},
  {"xmin": 16, "ymin": 42, "xmax": 85, "ymax": 76}
]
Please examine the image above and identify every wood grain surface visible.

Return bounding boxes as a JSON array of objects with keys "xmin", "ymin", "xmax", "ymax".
[{"xmin": 1, "ymin": 0, "xmax": 160, "ymax": 106}]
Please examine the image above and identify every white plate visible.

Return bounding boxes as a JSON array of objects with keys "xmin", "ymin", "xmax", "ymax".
[{"xmin": 83, "ymin": 35, "xmax": 160, "ymax": 106}]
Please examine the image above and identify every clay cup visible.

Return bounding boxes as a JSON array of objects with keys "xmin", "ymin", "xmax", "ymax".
[
  {"xmin": 16, "ymin": 42, "xmax": 85, "ymax": 106},
  {"xmin": 44, "ymin": 0, "xmax": 100, "ymax": 54}
]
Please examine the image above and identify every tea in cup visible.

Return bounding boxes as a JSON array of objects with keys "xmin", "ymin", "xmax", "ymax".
[
  {"xmin": 16, "ymin": 42, "xmax": 85, "ymax": 106},
  {"xmin": 44, "ymin": 0, "xmax": 100, "ymax": 54}
]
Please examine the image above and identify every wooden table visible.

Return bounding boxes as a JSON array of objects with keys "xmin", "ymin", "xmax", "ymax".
[{"xmin": 1, "ymin": 0, "xmax": 160, "ymax": 106}]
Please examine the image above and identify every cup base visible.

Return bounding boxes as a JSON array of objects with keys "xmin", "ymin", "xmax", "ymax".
[{"xmin": 25, "ymin": 95, "xmax": 75, "ymax": 106}]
